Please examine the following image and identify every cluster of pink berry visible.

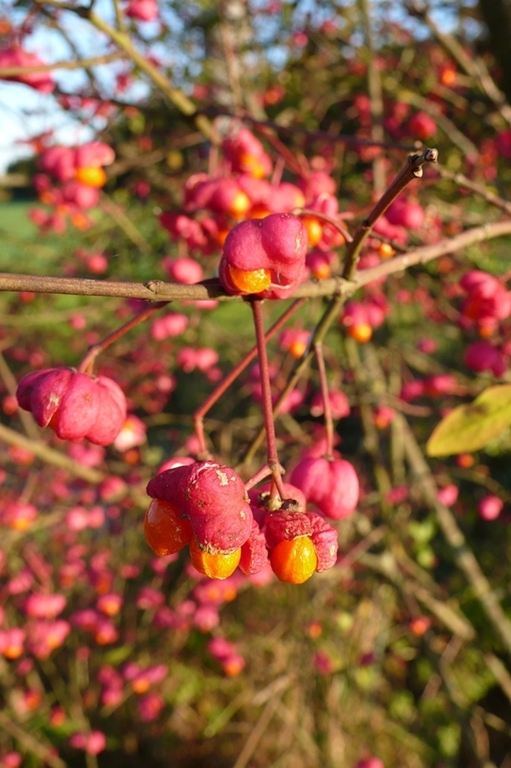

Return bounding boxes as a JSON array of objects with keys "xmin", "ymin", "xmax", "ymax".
[
  {"xmin": 459, "ymin": 270, "xmax": 511, "ymax": 338},
  {"xmin": 354, "ymin": 92, "xmax": 436, "ymax": 146},
  {"xmin": 144, "ymin": 456, "xmax": 359, "ymax": 584},
  {"xmin": 400, "ymin": 373, "xmax": 460, "ymax": 402},
  {"xmin": 446, "ymin": 269, "xmax": 511, "ymax": 377},
  {"xmin": 0, "ymin": 45, "xmax": 55, "ymax": 92},
  {"xmin": 160, "ymin": 124, "xmax": 345, "ymax": 280},
  {"xmin": 218, "ymin": 212, "xmax": 308, "ymax": 298},
  {"xmin": 30, "ymin": 142, "xmax": 115, "ymax": 232},
  {"xmin": 340, "ymin": 292, "xmax": 389, "ymax": 344},
  {"xmin": 16, "ymin": 368, "xmax": 127, "ymax": 446}
]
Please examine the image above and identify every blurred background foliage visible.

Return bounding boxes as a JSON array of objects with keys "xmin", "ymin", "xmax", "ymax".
[{"xmin": 1, "ymin": 1, "xmax": 511, "ymax": 767}]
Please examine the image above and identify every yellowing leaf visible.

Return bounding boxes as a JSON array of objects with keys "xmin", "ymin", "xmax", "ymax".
[{"xmin": 426, "ymin": 384, "xmax": 511, "ymax": 457}]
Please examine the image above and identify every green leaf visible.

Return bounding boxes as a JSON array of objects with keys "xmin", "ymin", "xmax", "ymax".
[{"xmin": 426, "ymin": 384, "xmax": 511, "ymax": 456}]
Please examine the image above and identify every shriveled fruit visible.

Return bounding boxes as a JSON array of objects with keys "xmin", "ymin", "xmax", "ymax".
[
  {"xmin": 189, "ymin": 539, "xmax": 241, "ymax": 580},
  {"xmin": 270, "ymin": 536, "xmax": 317, "ymax": 584},
  {"xmin": 144, "ymin": 499, "xmax": 192, "ymax": 557}
]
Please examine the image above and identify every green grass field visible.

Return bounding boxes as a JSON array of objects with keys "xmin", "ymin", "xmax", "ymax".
[{"xmin": 0, "ymin": 200, "xmax": 90, "ymax": 272}]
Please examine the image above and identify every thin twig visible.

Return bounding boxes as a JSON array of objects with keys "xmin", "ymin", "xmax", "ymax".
[
  {"xmin": 0, "ymin": 50, "xmax": 126, "ymax": 76},
  {"xmin": 0, "ymin": 710, "xmax": 66, "ymax": 768},
  {"xmin": 359, "ymin": 0, "xmax": 386, "ymax": 193},
  {"xmin": 407, "ymin": 0, "xmax": 511, "ymax": 126},
  {"xmin": 0, "ymin": 352, "xmax": 41, "ymax": 440},
  {"xmin": 0, "ymin": 423, "xmax": 105, "ymax": 483},
  {"xmin": 99, "ymin": 195, "xmax": 152, "ymax": 255},
  {"xmin": 3, "ymin": 218, "xmax": 511, "ymax": 302},
  {"xmin": 34, "ymin": 0, "xmax": 214, "ymax": 139},
  {"xmin": 79, "ymin": 301, "xmax": 168, "ymax": 373},
  {"xmin": 344, "ymin": 146, "xmax": 439, "ymax": 278},
  {"xmin": 232, "ymin": 686, "xmax": 287, "ymax": 768},
  {"xmin": 204, "ymin": 108, "xmax": 420, "ymax": 151},
  {"xmin": 250, "ymin": 299, "xmax": 286, "ymax": 498},
  {"xmin": 436, "ymin": 165, "xmax": 511, "ymax": 216}
]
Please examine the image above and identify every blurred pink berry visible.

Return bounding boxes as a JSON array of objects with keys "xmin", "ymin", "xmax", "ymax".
[
  {"xmin": 1, "ymin": 753, "xmax": 22, "ymax": 768},
  {"xmin": 373, "ymin": 406, "xmax": 396, "ymax": 430},
  {"xmin": 86, "ymin": 253, "xmax": 108, "ymax": 274},
  {"xmin": 125, "ymin": 0, "xmax": 158, "ymax": 21},
  {"xmin": 24, "ymin": 593, "xmax": 66, "ymax": 620},
  {"xmin": 177, "ymin": 347, "xmax": 219, "ymax": 373},
  {"xmin": 7, "ymin": 569, "xmax": 34, "ymax": 594},
  {"xmin": 70, "ymin": 731, "xmax": 106, "ymax": 755},
  {"xmin": 386, "ymin": 199, "xmax": 425, "ymax": 229},
  {"xmin": 69, "ymin": 313, "xmax": 87, "ymax": 330},
  {"xmin": 70, "ymin": 609, "xmax": 100, "ymax": 632},
  {"xmin": 138, "ymin": 691, "xmax": 165, "ymax": 721},
  {"xmin": 67, "ymin": 442, "xmax": 106, "ymax": 467},
  {"xmin": 417, "ymin": 337, "xmax": 438, "ymax": 354},
  {"xmin": 207, "ymin": 637, "xmax": 245, "ymax": 675},
  {"xmin": 313, "ymin": 650, "xmax": 334, "ymax": 675},
  {"xmin": 0, "ymin": 628, "xmax": 25, "ymax": 659},
  {"xmin": 98, "ymin": 476, "xmax": 127, "ymax": 502},
  {"xmin": 207, "ymin": 636, "xmax": 237, "ymax": 660},
  {"xmin": 66, "ymin": 506, "xmax": 90, "ymax": 531},
  {"xmin": 136, "ymin": 587, "xmax": 165, "ymax": 610},
  {"xmin": 113, "ymin": 414, "xmax": 147, "ymax": 452},
  {"xmin": 409, "ymin": 616, "xmax": 431, "ymax": 636},
  {"xmin": 193, "ymin": 604, "xmax": 220, "ymax": 631},
  {"xmin": 94, "ymin": 619, "xmax": 119, "ymax": 645},
  {"xmin": 163, "ymin": 257, "xmax": 203, "ymax": 284},
  {"xmin": 0, "ymin": 47, "xmax": 55, "ymax": 92},
  {"xmin": 62, "ymin": 181, "xmax": 100, "ymax": 209},
  {"xmin": 310, "ymin": 389, "xmax": 350, "ymax": 419},
  {"xmin": 464, "ymin": 341, "xmax": 507, "ymax": 377},
  {"xmin": 356, "ymin": 758, "xmax": 385, "ymax": 768},
  {"xmin": 101, "ymin": 685, "xmax": 124, "ymax": 708},
  {"xmin": 292, "ymin": 30, "xmax": 308, "ymax": 47},
  {"xmin": 127, "ymin": 663, "xmax": 167, "ymax": 693},
  {"xmin": 407, "ymin": 111, "xmax": 436, "ymax": 140},
  {"xmin": 298, "ymin": 171, "xmax": 336, "ymax": 202},
  {"xmin": 151, "ymin": 312, "xmax": 189, "ymax": 340},
  {"xmin": 193, "ymin": 576, "xmax": 239, "ymax": 605},
  {"xmin": 3, "ymin": 502, "xmax": 37, "ymax": 531},
  {"xmin": 280, "ymin": 329, "xmax": 310, "ymax": 358},
  {"xmin": 222, "ymin": 654, "xmax": 246, "ymax": 676},
  {"xmin": 222, "ymin": 126, "xmax": 272, "ymax": 178},
  {"xmin": 26, "ymin": 620, "xmax": 71, "ymax": 658},
  {"xmin": 437, "ymin": 484, "xmax": 459, "ymax": 506},
  {"xmin": 97, "ymin": 593, "xmax": 123, "ymax": 616},
  {"xmin": 478, "ymin": 495, "xmax": 503, "ymax": 521},
  {"xmin": 496, "ymin": 129, "xmax": 511, "ymax": 159},
  {"xmin": 386, "ymin": 485, "xmax": 409, "ymax": 504}
]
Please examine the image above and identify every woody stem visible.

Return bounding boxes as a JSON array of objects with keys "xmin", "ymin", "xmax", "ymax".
[{"xmin": 250, "ymin": 298, "xmax": 286, "ymax": 499}]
